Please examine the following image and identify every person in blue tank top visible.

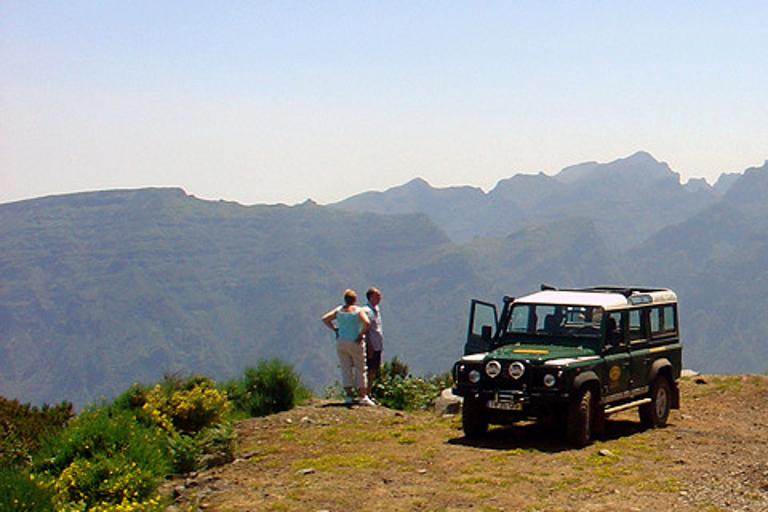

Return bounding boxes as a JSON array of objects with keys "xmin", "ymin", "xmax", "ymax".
[{"xmin": 322, "ymin": 289, "xmax": 375, "ymax": 405}]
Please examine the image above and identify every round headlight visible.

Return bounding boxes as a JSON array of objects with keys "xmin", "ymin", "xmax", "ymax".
[
  {"xmin": 485, "ymin": 360, "xmax": 502, "ymax": 378},
  {"xmin": 468, "ymin": 370, "xmax": 481, "ymax": 384},
  {"xmin": 543, "ymin": 373, "xmax": 557, "ymax": 388},
  {"xmin": 508, "ymin": 361, "xmax": 525, "ymax": 379}
]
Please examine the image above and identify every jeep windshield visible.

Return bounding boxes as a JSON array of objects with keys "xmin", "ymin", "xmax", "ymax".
[{"xmin": 500, "ymin": 303, "xmax": 603, "ymax": 348}]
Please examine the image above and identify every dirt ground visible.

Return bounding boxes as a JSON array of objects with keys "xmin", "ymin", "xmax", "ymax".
[{"xmin": 167, "ymin": 375, "xmax": 768, "ymax": 512}]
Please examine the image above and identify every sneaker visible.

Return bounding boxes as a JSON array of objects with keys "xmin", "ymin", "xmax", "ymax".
[{"xmin": 358, "ymin": 396, "xmax": 377, "ymax": 406}]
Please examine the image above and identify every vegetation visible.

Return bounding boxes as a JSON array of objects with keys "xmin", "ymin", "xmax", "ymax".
[
  {"xmin": 224, "ymin": 359, "xmax": 312, "ymax": 418},
  {"xmin": 0, "ymin": 398, "xmax": 74, "ymax": 468},
  {"xmin": 370, "ymin": 357, "xmax": 453, "ymax": 410},
  {"xmin": 322, "ymin": 357, "xmax": 451, "ymax": 411},
  {"xmin": 0, "ymin": 359, "xmax": 311, "ymax": 511}
]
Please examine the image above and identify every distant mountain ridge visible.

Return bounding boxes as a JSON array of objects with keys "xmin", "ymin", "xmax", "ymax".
[
  {"xmin": 2, "ymin": 152, "xmax": 768, "ymax": 408},
  {"xmin": 332, "ymin": 151, "xmax": 725, "ymax": 246}
]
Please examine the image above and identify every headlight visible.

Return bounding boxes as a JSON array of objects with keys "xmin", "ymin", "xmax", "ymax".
[
  {"xmin": 543, "ymin": 373, "xmax": 557, "ymax": 388},
  {"xmin": 508, "ymin": 361, "xmax": 525, "ymax": 379},
  {"xmin": 468, "ymin": 370, "xmax": 481, "ymax": 383},
  {"xmin": 485, "ymin": 360, "xmax": 502, "ymax": 378}
]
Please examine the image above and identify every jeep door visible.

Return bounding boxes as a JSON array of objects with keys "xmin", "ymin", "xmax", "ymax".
[
  {"xmin": 465, "ymin": 300, "xmax": 497, "ymax": 355},
  {"xmin": 627, "ymin": 307, "xmax": 652, "ymax": 392},
  {"xmin": 602, "ymin": 310, "xmax": 632, "ymax": 400}
]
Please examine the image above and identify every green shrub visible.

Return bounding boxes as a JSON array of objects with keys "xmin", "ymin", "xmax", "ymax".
[
  {"xmin": 167, "ymin": 432, "xmax": 202, "ymax": 475},
  {"xmin": 0, "ymin": 398, "xmax": 73, "ymax": 468},
  {"xmin": 111, "ymin": 383, "xmax": 152, "ymax": 412},
  {"xmin": 0, "ymin": 468, "xmax": 55, "ymax": 512},
  {"xmin": 370, "ymin": 358, "xmax": 451, "ymax": 410},
  {"xmin": 168, "ymin": 423, "xmax": 236, "ymax": 474},
  {"xmin": 225, "ymin": 359, "xmax": 311, "ymax": 417}
]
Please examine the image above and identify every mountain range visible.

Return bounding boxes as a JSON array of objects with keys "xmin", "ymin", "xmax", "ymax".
[{"xmin": 2, "ymin": 151, "xmax": 767, "ymax": 408}]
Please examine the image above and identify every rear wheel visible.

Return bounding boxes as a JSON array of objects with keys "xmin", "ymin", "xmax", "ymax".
[
  {"xmin": 567, "ymin": 388, "xmax": 593, "ymax": 447},
  {"xmin": 640, "ymin": 376, "xmax": 671, "ymax": 428},
  {"xmin": 462, "ymin": 397, "xmax": 489, "ymax": 439}
]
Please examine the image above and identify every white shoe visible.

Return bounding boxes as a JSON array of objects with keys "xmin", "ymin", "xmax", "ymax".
[{"xmin": 358, "ymin": 396, "xmax": 376, "ymax": 406}]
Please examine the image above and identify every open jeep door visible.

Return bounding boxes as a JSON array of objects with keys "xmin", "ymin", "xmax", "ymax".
[{"xmin": 464, "ymin": 299, "xmax": 498, "ymax": 355}]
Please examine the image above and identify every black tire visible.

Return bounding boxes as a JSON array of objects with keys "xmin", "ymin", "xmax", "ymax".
[
  {"xmin": 567, "ymin": 388, "xmax": 593, "ymax": 447},
  {"xmin": 462, "ymin": 397, "xmax": 489, "ymax": 439},
  {"xmin": 640, "ymin": 376, "xmax": 672, "ymax": 428}
]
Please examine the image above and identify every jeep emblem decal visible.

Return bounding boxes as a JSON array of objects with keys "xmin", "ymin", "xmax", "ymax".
[{"xmin": 609, "ymin": 365, "xmax": 622, "ymax": 382}]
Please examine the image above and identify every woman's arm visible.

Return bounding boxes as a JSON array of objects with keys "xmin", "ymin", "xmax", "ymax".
[{"xmin": 321, "ymin": 308, "xmax": 338, "ymax": 332}]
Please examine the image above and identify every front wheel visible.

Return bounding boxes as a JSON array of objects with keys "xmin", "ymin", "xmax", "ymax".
[
  {"xmin": 567, "ymin": 388, "xmax": 593, "ymax": 447},
  {"xmin": 462, "ymin": 397, "xmax": 489, "ymax": 439},
  {"xmin": 640, "ymin": 377, "xmax": 672, "ymax": 428}
]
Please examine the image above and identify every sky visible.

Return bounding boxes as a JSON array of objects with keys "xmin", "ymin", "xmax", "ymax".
[{"xmin": 2, "ymin": 1, "xmax": 767, "ymax": 206}]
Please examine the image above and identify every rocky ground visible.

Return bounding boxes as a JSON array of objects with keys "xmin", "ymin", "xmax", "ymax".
[{"xmin": 166, "ymin": 375, "xmax": 768, "ymax": 511}]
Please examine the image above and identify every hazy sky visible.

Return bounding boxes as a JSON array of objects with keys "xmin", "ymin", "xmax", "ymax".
[{"xmin": 3, "ymin": 2, "xmax": 767, "ymax": 206}]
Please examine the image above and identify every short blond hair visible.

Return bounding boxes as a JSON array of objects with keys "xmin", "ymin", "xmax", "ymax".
[{"xmin": 343, "ymin": 289, "xmax": 357, "ymax": 305}]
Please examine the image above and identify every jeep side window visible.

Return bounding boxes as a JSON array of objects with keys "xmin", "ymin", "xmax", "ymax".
[
  {"xmin": 650, "ymin": 307, "xmax": 662, "ymax": 335},
  {"xmin": 606, "ymin": 311, "xmax": 624, "ymax": 346},
  {"xmin": 629, "ymin": 308, "xmax": 645, "ymax": 342},
  {"xmin": 650, "ymin": 305, "xmax": 678, "ymax": 338},
  {"xmin": 663, "ymin": 305, "xmax": 677, "ymax": 332}
]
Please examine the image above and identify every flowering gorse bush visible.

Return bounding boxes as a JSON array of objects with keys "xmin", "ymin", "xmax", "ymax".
[
  {"xmin": 140, "ymin": 378, "xmax": 229, "ymax": 434},
  {"xmin": 52, "ymin": 456, "xmax": 158, "ymax": 507},
  {"xmin": 31, "ymin": 407, "xmax": 170, "ymax": 511}
]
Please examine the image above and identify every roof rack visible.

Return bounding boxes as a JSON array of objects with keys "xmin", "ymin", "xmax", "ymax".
[{"xmin": 539, "ymin": 284, "xmax": 669, "ymax": 298}]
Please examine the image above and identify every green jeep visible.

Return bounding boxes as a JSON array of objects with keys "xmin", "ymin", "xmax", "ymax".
[{"xmin": 452, "ymin": 285, "xmax": 682, "ymax": 446}]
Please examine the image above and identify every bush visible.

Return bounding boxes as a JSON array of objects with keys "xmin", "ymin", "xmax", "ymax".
[
  {"xmin": 225, "ymin": 359, "xmax": 311, "ymax": 417},
  {"xmin": 111, "ymin": 374, "xmax": 234, "ymax": 474},
  {"xmin": 168, "ymin": 423, "xmax": 236, "ymax": 474},
  {"xmin": 0, "ymin": 398, "xmax": 73, "ymax": 468},
  {"xmin": 51, "ymin": 453, "xmax": 161, "ymax": 508},
  {"xmin": 34, "ymin": 407, "xmax": 170, "ymax": 509},
  {"xmin": 139, "ymin": 375, "xmax": 229, "ymax": 434},
  {"xmin": 370, "ymin": 358, "xmax": 451, "ymax": 410}
]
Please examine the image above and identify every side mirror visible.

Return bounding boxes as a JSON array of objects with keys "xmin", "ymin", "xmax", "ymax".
[{"xmin": 481, "ymin": 325, "xmax": 493, "ymax": 340}]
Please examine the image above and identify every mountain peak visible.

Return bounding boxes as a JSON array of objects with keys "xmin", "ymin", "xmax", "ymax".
[
  {"xmin": 399, "ymin": 177, "xmax": 434, "ymax": 191},
  {"xmin": 555, "ymin": 151, "xmax": 676, "ymax": 185}
]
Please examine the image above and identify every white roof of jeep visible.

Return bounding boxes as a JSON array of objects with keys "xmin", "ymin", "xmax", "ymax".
[{"xmin": 515, "ymin": 287, "xmax": 677, "ymax": 311}]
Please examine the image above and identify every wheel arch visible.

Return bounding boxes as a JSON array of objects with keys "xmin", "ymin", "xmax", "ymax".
[
  {"xmin": 649, "ymin": 358, "xmax": 680, "ymax": 409},
  {"xmin": 573, "ymin": 371, "xmax": 601, "ymax": 399}
]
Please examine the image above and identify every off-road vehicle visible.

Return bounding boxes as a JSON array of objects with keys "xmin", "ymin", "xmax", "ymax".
[{"xmin": 452, "ymin": 285, "xmax": 681, "ymax": 446}]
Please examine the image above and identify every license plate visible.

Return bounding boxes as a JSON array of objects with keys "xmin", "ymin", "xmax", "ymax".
[{"xmin": 487, "ymin": 400, "xmax": 523, "ymax": 411}]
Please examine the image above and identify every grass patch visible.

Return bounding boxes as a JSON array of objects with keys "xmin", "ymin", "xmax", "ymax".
[{"xmin": 291, "ymin": 452, "xmax": 381, "ymax": 472}]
